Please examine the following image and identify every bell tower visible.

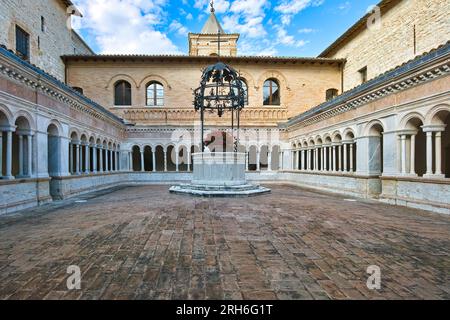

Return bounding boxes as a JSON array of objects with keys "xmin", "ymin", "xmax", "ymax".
[{"xmin": 188, "ymin": 1, "xmax": 239, "ymax": 57}]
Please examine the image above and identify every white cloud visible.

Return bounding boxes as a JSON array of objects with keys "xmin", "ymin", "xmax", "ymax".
[
  {"xmin": 275, "ymin": 0, "xmax": 324, "ymax": 26},
  {"xmin": 298, "ymin": 28, "xmax": 316, "ymax": 33},
  {"xmin": 186, "ymin": 13, "xmax": 193, "ymax": 20},
  {"xmin": 73, "ymin": 0, "xmax": 180, "ymax": 54},
  {"xmin": 275, "ymin": 26, "xmax": 309, "ymax": 47},
  {"xmin": 169, "ymin": 20, "xmax": 189, "ymax": 36}
]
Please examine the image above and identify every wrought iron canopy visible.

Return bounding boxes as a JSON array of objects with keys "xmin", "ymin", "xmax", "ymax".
[{"xmin": 194, "ymin": 61, "xmax": 245, "ymax": 117}]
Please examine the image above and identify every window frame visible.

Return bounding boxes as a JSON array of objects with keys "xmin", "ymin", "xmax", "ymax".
[
  {"xmin": 358, "ymin": 66, "xmax": 368, "ymax": 84},
  {"xmin": 114, "ymin": 80, "xmax": 132, "ymax": 106},
  {"xmin": 146, "ymin": 81, "xmax": 164, "ymax": 107},
  {"xmin": 15, "ymin": 25, "xmax": 30, "ymax": 61},
  {"xmin": 263, "ymin": 79, "xmax": 280, "ymax": 106}
]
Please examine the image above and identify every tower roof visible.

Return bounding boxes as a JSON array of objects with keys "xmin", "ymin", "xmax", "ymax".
[{"xmin": 201, "ymin": 11, "xmax": 225, "ymax": 34}]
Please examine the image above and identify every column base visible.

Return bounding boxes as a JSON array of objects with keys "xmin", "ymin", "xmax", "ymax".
[{"xmin": 1, "ymin": 175, "xmax": 15, "ymax": 180}]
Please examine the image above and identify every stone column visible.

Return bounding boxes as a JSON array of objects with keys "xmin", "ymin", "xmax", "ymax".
[
  {"xmin": 331, "ymin": 146, "xmax": 336, "ymax": 172},
  {"xmin": 152, "ymin": 150, "xmax": 156, "ymax": 172},
  {"xmin": 268, "ymin": 150, "xmax": 272, "ymax": 171},
  {"xmin": 4, "ymin": 130, "xmax": 13, "ymax": 179},
  {"xmin": 69, "ymin": 142, "xmax": 73, "ymax": 174},
  {"xmin": 163, "ymin": 150, "xmax": 168, "ymax": 172},
  {"xmin": 349, "ymin": 143, "xmax": 354, "ymax": 172},
  {"xmin": 328, "ymin": 146, "xmax": 332, "ymax": 171},
  {"xmin": 256, "ymin": 150, "xmax": 260, "ymax": 171},
  {"xmin": 75, "ymin": 142, "xmax": 80, "ymax": 175},
  {"xmin": 337, "ymin": 144, "xmax": 342, "ymax": 172},
  {"xmin": 343, "ymin": 143, "xmax": 348, "ymax": 172},
  {"xmin": 279, "ymin": 151, "xmax": 283, "ymax": 171},
  {"xmin": 18, "ymin": 134, "xmax": 24, "ymax": 177},
  {"xmin": 99, "ymin": 147, "xmax": 103, "ymax": 172},
  {"xmin": 92, "ymin": 144, "xmax": 97, "ymax": 173},
  {"xmin": 140, "ymin": 150, "xmax": 145, "ymax": 172},
  {"xmin": 425, "ymin": 131, "xmax": 433, "ymax": 176},
  {"xmin": 246, "ymin": 151, "xmax": 249, "ymax": 171},
  {"xmin": 27, "ymin": 134, "xmax": 33, "ymax": 177},
  {"xmin": 187, "ymin": 151, "xmax": 191, "ymax": 172},
  {"xmin": 435, "ymin": 131, "xmax": 443, "ymax": 177},
  {"xmin": 321, "ymin": 147, "xmax": 325, "ymax": 171},
  {"xmin": 410, "ymin": 134, "xmax": 416, "ymax": 175},
  {"xmin": 401, "ymin": 135, "xmax": 407, "ymax": 174},
  {"xmin": 129, "ymin": 151, "xmax": 133, "ymax": 171},
  {"xmin": 84, "ymin": 143, "xmax": 89, "ymax": 174},
  {"xmin": 175, "ymin": 148, "xmax": 179, "ymax": 172}
]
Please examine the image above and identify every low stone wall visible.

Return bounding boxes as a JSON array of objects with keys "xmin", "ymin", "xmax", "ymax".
[
  {"xmin": 2, "ymin": 171, "xmax": 449, "ymax": 216},
  {"xmin": 268, "ymin": 171, "xmax": 382, "ymax": 199},
  {"xmin": 49, "ymin": 171, "xmax": 192, "ymax": 200},
  {"xmin": 0, "ymin": 178, "xmax": 51, "ymax": 215},
  {"xmin": 380, "ymin": 177, "xmax": 450, "ymax": 215}
]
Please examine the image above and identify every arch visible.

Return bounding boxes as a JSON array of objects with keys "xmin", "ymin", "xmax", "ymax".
[
  {"xmin": 399, "ymin": 112, "xmax": 425, "ymax": 130},
  {"xmin": 364, "ymin": 120, "xmax": 385, "ymax": 136},
  {"xmin": 236, "ymin": 69, "xmax": 255, "ymax": 89},
  {"xmin": 257, "ymin": 70, "xmax": 289, "ymax": 90},
  {"xmin": 178, "ymin": 145, "xmax": 189, "ymax": 171},
  {"xmin": 132, "ymin": 145, "xmax": 141, "ymax": 171},
  {"xmin": 166, "ymin": 145, "xmax": 176, "ymax": 171},
  {"xmin": 13, "ymin": 111, "xmax": 35, "ymax": 130},
  {"xmin": 143, "ymin": 145, "xmax": 153, "ymax": 171},
  {"xmin": 331, "ymin": 131, "xmax": 342, "ymax": 142},
  {"xmin": 155, "ymin": 145, "xmax": 165, "ymax": 171},
  {"xmin": 0, "ymin": 104, "xmax": 14, "ymax": 126},
  {"xmin": 343, "ymin": 128, "xmax": 356, "ymax": 141},
  {"xmin": 248, "ymin": 145, "xmax": 258, "ymax": 171},
  {"xmin": 138, "ymin": 74, "xmax": 171, "ymax": 89},
  {"xmin": 106, "ymin": 74, "xmax": 138, "ymax": 89},
  {"xmin": 424, "ymin": 103, "xmax": 450, "ymax": 125},
  {"xmin": 69, "ymin": 129, "xmax": 80, "ymax": 141}
]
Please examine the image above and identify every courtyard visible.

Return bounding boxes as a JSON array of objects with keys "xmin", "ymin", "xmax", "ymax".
[{"xmin": 0, "ymin": 184, "xmax": 448, "ymax": 300}]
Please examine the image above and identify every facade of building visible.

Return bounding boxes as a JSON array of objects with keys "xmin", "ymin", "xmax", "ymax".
[{"xmin": 0, "ymin": 0, "xmax": 449, "ymax": 215}]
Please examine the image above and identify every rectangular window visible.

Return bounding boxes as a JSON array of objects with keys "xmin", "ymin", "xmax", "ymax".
[
  {"xmin": 15, "ymin": 26, "xmax": 30, "ymax": 60},
  {"xmin": 358, "ymin": 66, "xmax": 368, "ymax": 84}
]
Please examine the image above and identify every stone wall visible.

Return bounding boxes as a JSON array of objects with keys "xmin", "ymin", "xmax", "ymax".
[
  {"xmin": 0, "ymin": 0, "xmax": 92, "ymax": 81},
  {"xmin": 325, "ymin": 0, "xmax": 450, "ymax": 91},
  {"xmin": 65, "ymin": 58, "xmax": 342, "ymax": 125}
]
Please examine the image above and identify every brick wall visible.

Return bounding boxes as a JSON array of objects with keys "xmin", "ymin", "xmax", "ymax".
[
  {"xmin": 326, "ymin": 0, "xmax": 450, "ymax": 91},
  {"xmin": 0, "ymin": 0, "xmax": 92, "ymax": 81},
  {"xmin": 65, "ymin": 59, "xmax": 342, "ymax": 125}
]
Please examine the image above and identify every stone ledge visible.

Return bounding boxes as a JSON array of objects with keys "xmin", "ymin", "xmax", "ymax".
[
  {"xmin": 50, "ymin": 172, "xmax": 132, "ymax": 181},
  {"xmin": 381, "ymin": 175, "xmax": 450, "ymax": 185},
  {"xmin": 281, "ymin": 170, "xmax": 379, "ymax": 179},
  {"xmin": 0, "ymin": 177, "xmax": 51, "ymax": 186}
]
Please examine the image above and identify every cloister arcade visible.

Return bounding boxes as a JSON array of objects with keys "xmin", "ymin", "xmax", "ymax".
[
  {"xmin": 129, "ymin": 143, "xmax": 283, "ymax": 173},
  {"xmin": 289, "ymin": 104, "xmax": 450, "ymax": 180}
]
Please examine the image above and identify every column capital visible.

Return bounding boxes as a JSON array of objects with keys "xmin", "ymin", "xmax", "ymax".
[
  {"xmin": 396, "ymin": 129, "xmax": 418, "ymax": 136},
  {"xmin": 16, "ymin": 129, "xmax": 34, "ymax": 136},
  {"xmin": 72, "ymin": 139, "xmax": 81, "ymax": 145},
  {"xmin": 0, "ymin": 125, "xmax": 16, "ymax": 132},
  {"xmin": 421, "ymin": 124, "xmax": 446, "ymax": 132}
]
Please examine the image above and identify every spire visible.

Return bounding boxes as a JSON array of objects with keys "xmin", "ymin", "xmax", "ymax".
[{"xmin": 201, "ymin": 1, "xmax": 224, "ymax": 34}]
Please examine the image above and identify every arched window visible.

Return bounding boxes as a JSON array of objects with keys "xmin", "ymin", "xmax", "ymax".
[
  {"xmin": 326, "ymin": 88, "xmax": 338, "ymax": 101},
  {"xmin": 146, "ymin": 81, "xmax": 164, "ymax": 106},
  {"xmin": 114, "ymin": 80, "xmax": 131, "ymax": 106},
  {"xmin": 263, "ymin": 79, "xmax": 280, "ymax": 105}
]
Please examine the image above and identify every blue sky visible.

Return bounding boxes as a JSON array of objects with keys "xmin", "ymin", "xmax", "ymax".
[{"xmin": 72, "ymin": 0, "xmax": 378, "ymax": 57}]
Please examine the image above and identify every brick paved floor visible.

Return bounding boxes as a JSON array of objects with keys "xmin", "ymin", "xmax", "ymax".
[{"xmin": 0, "ymin": 185, "xmax": 449, "ymax": 300}]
